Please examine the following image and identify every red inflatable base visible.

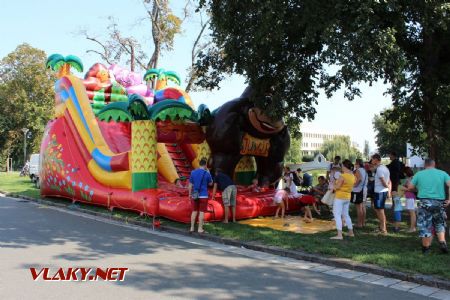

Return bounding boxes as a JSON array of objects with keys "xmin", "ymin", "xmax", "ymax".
[{"xmin": 40, "ymin": 117, "xmax": 315, "ymax": 223}]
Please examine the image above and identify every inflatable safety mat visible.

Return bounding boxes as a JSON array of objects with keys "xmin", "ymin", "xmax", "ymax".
[{"xmin": 239, "ymin": 216, "xmax": 335, "ymax": 234}]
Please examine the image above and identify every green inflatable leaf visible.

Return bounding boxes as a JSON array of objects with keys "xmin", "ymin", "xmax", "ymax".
[
  {"xmin": 46, "ymin": 53, "xmax": 64, "ymax": 69},
  {"xmin": 148, "ymin": 100, "xmax": 194, "ymax": 121},
  {"xmin": 143, "ymin": 68, "xmax": 163, "ymax": 81},
  {"xmin": 97, "ymin": 102, "xmax": 132, "ymax": 122},
  {"xmin": 128, "ymin": 94, "xmax": 149, "ymax": 120},
  {"xmin": 164, "ymin": 71, "xmax": 181, "ymax": 85},
  {"xmin": 64, "ymin": 55, "xmax": 83, "ymax": 72},
  {"xmin": 53, "ymin": 60, "xmax": 65, "ymax": 71},
  {"xmin": 98, "ymin": 110, "xmax": 132, "ymax": 122}
]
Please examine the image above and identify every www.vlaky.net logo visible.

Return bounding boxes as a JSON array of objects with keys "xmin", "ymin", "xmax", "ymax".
[{"xmin": 30, "ymin": 267, "xmax": 129, "ymax": 281}]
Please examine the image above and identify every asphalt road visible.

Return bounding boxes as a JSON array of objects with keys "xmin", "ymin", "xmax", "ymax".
[{"xmin": 0, "ymin": 196, "xmax": 430, "ymax": 300}]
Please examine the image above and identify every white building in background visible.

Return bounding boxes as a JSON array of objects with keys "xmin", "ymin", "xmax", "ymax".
[
  {"xmin": 300, "ymin": 125, "xmax": 360, "ymax": 156},
  {"xmin": 406, "ymin": 143, "xmax": 425, "ymax": 168}
]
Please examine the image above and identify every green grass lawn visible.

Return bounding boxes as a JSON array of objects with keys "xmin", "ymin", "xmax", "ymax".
[
  {"xmin": 0, "ymin": 172, "xmax": 449, "ymax": 280},
  {"xmin": 0, "ymin": 172, "xmax": 41, "ymax": 199}
]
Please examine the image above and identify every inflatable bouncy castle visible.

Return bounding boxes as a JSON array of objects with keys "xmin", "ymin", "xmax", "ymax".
[{"xmin": 40, "ymin": 54, "xmax": 313, "ymax": 223}]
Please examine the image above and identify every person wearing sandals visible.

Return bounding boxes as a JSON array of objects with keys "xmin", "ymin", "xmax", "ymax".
[
  {"xmin": 371, "ymin": 153, "xmax": 390, "ymax": 236},
  {"xmin": 331, "ymin": 159, "xmax": 356, "ymax": 240},
  {"xmin": 188, "ymin": 158, "xmax": 213, "ymax": 233}
]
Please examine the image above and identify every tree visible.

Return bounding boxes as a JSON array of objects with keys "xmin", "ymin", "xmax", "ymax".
[
  {"xmin": 373, "ymin": 109, "xmax": 409, "ymax": 158},
  {"xmin": 0, "ymin": 44, "xmax": 55, "ymax": 168},
  {"xmin": 185, "ymin": 8, "xmax": 210, "ymax": 92},
  {"xmin": 143, "ymin": 0, "xmax": 183, "ymax": 69},
  {"xmin": 196, "ymin": 1, "xmax": 450, "ymax": 163},
  {"xmin": 284, "ymin": 135, "xmax": 302, "ymax": 164},
  {"xmin": 363, "ymin": 140, "xmax": 370, "ymax": 161},
  {"xmin": 82, "ymin": 1, "xmax": 182, "ymax": 71},
  {"xmin": 320, "ymin": 136, "xmax": 362, "ymax": 162},
  {"xmin": 82, "ymin": 17, "xmax": 148, "ymax": 72}
]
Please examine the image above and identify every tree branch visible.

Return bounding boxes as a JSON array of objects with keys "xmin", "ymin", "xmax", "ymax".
[{"xmin": 83, "ymin": 34, "xmax": 114, "ymax": 65}]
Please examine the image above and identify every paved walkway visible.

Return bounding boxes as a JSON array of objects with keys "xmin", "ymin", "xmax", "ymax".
[{"xmin": 0, "ymin": 195, "xmax": 449, "ymax": 299}]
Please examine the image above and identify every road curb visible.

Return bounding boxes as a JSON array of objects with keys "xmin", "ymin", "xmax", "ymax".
[{"xmin": 2, "ymin": 191, "xmax": 449, "ymax": 291}]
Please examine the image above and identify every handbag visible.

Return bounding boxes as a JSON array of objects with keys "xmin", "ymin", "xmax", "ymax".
[
  {"xmin": 192, "ymin": 170, "xmax": 207, "ymax": 200},
  {"xmin": 321, "ymin": 190, "xmax": 335, "ymax": 206}
]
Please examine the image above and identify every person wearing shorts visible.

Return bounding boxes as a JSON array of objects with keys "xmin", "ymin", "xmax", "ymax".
[
  {"xmin": 371, "ymin": 154, "xmax": 390, "ymax": 235},
  {"xmin": 273, "ymin": 188, "xmax": 289, "ymax": 219},
  {"xmin": 188, "ymin": 158, "xmax": 213, "ymax": 233},
  {"xmin": 400, "ymin": 167, "xmax": 417, "ymax": 232},
  {"xmin": 212, "ymin": 169, "xmax": 237, "ymax": 223},
  {"xmin": 351, "ymin": 159, "xmax": 368, "ymax": 227},
  {"xmin": 407, "ymin": 158, "xmax": 450, "ymax": 254},
  {"xmin": 298, "ymin": 194, "xmax": 314, "ymax": 222}
]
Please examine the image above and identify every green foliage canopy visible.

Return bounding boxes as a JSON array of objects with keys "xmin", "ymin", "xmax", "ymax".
[
  {"xmin": 284, "ymin": 135, "xmax": 302, "ymax": 164},
  {"xmin": 373, "ymin": 109, "xmax": 409, "ymax": 157},
  {"xmin": 320, "ymin": 136, "xmax": 362, "ymax": 162},
  {"xmin": 196, "ymin": 0, "xmax": 450, "ymax": 160},
  {"xmin": 0, "ymin": 44, "xmax": 55, "ymax": 168}
]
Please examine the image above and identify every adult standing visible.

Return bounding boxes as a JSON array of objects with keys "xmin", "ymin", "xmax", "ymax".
[
  {"xmin": 212, "ymin": 169, "xmax": 238, "ymax": 223},
  {"xmin": 371, "ymin": 154, "xmax": 390, "ymax": 235},
  {"xmin": 327, "ymin": 155, "xmax": 342, "ymax": 181},
  {"xmin": 331, "ymin": 159, "xmax": 355, "ymax": 240},
  {"xmin": 188, "ymin": 158, "xmax": 213, "ymax": 233},
  {"xmin": 351, "ymin": 159, "xmax": 368, "ymax": 228},
  {"xmin": 387, "ymin": 151, "xmax": 403, "ymax": 195},
  {"xmin": 407, "ymin": 159, "xmax": 450, "ymax": 254}
]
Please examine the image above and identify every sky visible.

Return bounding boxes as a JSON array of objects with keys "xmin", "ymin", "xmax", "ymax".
[{"xmin": 0, "ymin": 0, "xmax": 393, "ymax": 152}]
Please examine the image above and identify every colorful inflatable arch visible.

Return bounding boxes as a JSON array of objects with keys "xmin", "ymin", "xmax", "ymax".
[{"xmin": 40, "ymin": 54, "xmax": 312, "ymax": 223}]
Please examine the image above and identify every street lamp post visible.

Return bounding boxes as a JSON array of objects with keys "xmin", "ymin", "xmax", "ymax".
[{"xmin": 21, "ymin": 128, "xmax": 29, "ymax": 166}]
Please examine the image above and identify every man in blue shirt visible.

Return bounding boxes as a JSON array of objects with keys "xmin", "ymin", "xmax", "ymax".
[
  {"xmin": 212, "ymin": 169, "xmax": 237, "ymax": 223},
  {"xmin": 408, "ymin": 158, "xmax": 450, "ymax": 254},
  {"xmin": 188, "ymin": 158, "xmax": 213, "ymax": 233}
]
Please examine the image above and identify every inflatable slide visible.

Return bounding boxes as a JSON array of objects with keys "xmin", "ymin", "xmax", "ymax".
[{"xmin": 40, "ymin": 54, "xmax": 312, "ymax": 223}]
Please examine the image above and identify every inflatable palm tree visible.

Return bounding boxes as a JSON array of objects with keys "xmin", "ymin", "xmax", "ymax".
[
  {"xmin": 46, "ymin": 54, "xmax": 83, "ymax": 78},
  {"xmin": 143, "ymin": 68, "xmax": 180, "ymax": 90}
]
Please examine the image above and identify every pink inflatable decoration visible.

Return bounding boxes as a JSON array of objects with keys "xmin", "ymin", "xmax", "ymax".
[{"xmin": 109, "ymin": 64, "xmax": 154, "ymax": 105}]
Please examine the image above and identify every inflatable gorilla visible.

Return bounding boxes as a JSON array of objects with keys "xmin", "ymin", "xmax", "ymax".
[{"xmin": 206, "ymin": 87, "xmax": 290, "ymax": 184}]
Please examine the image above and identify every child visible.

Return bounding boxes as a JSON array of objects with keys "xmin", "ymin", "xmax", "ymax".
[
  {"xmin": 273, "ymin": 187, "xmax": 290, "ymax": 219},
  {"xmin": 392, "ymin": 190, "xmax": 403, "ymax": 232},
  {"xmin": 312, "ymin": 176, "xmax": 328, "ymax": 215},
  {"xmin": 299, "ymin": 195, "xmax": 314, "ymax": 223},
  {"xmin": 401, "ymin": 167, "xmax": 417, "ymax": 232},
  {"xmin": 246, "ymin": 178, "xmax": 261, "ymax": 193},
  {"xmin": 328, "ymin": 166, "xmax": 342, "ymax": 192}
]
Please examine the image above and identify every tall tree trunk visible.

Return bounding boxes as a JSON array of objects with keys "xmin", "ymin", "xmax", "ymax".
[
  {"xmin": 423, "ymin": 101, "xmax": 438, "ymax": 161},
  {"xmin": 130, "ymin": 44, "xmax": 135, "ymax": 72},
  {"xmin": 147, "ymin": 0, "xmax": 161, "ymax": 69},
  {"xmin": 421, "ymin": 23, "xmax": 440, "ymax": 163}
]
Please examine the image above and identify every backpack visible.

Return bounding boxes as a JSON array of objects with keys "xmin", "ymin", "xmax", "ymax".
[
  {"xmin": 291, "ymin": 171, "xmax": 302, "ymax": 186},
  {"xmin": 302, "ymin": 173, "xmax": 313, "ymax": 187}
]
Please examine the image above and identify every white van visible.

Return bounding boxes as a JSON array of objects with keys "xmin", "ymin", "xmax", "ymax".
[{"xmin": 29, "ymin": 153, "xmax": 40, "ymax": 184}]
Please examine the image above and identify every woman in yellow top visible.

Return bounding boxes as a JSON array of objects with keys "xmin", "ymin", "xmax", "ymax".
[{"xmin": 331, "ymin": 159, "xmax": 356, "ymax": 240}]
